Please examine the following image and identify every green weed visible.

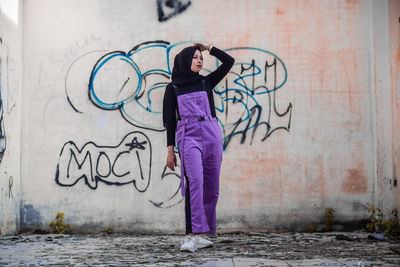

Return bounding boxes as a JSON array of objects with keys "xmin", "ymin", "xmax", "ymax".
[{"xmin": 49, "ymin": 212, "xmax": 72, "ymax": 234}]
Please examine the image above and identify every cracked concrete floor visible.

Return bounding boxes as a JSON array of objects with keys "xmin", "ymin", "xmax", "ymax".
[{"xmin": 0, "ymin": 231, "xmax": 400, "ymax": 266}]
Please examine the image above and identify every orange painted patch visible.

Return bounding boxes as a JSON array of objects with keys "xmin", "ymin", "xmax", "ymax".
[
  {"xmin": 342, "ymin": 169, "xmax": 367, "ymax": 194},
  {"xmin": 341, "ymin": 141, "xmax": 368, "ymax": 195},
  {"xmin": 226, "ymin": 156, "xmax": 281, "ymax": 184},
  {"xmin": 346, "ymin": 0, "xmax": 360, "ymax": 5},
  {"xmin": 221, "ymin": 142, "xmax": 289, "ymax": 208},
  {"xmin": 276, "ymin": 8, "xmax": 285, "ymax": 15}
]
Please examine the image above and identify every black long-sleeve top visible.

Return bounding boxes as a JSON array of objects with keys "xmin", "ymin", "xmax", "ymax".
[{"xmin": 164, "ymin": 46, "xmax": 235, "ymax": 147}]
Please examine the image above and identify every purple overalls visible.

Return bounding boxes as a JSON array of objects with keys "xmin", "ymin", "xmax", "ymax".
[{"xmin": 173, "ymin": 80, "xmax": 223, "ymax": 234}]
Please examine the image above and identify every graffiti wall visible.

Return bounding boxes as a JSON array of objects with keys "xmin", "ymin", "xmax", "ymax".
[
  {"xmin": 0, "ymin": 0, "xmax": 23, "ymax": 236},
  {"xmin": 2, "ymin": 0, "xmax": 397, "ymax": 233}
]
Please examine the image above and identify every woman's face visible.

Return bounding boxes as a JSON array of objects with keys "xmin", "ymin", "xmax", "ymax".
[{"xmin": 190, "ymin": 49, "xmax": 203, "ymax": 73}]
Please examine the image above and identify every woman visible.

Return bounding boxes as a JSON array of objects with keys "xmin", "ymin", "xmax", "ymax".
[{"xmin": 163, "ymin": 42, "xmax": 235, "ymax": 252}]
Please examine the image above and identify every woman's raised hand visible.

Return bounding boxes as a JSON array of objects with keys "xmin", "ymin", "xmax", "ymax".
[{"xmin": 192, "ymin": 42, "xmax": 212, "ymax": 52}]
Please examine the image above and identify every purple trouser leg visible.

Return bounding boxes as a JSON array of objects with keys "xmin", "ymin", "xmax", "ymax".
[
  {"xmin": 202, "ymin": 120, "xmax": 223, "ymax": 234},
  {"xmin": 202, "ymin": 160, "xmax": 221, "ymax": 234},
  {"xmin": 183, "ymin": 146, "xmax": 210, "ymax": 233}
]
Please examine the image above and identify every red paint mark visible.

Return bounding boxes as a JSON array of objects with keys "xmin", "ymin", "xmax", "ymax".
[
  {"xmin": 346, "ymin": 0, "xmax": 359, "ymax": 5},
  {"xmin": 341, "ymin": 142, "xmax": 368, "ymax": 195},
  {"xmin": 276, "ymin": 8, "xmax": 285, "ymax": 15}
]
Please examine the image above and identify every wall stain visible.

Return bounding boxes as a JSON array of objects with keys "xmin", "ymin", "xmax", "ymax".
[
  {"xmin": 20, "ymin": 204, "xmax": 42, "ymax": 230},
  {"xmin": 342, "ymin": 169, "xmax": 367, "ymax": 194}
]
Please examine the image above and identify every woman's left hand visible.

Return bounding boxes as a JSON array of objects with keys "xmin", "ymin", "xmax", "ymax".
[{"xmin": 192, "ymin": 42, "xmax": 211, "ymax": 52}]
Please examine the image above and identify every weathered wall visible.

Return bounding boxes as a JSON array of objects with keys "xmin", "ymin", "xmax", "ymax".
[
  {"xmin": 0, "ymin": 0, "xmax": 22, "ymax": 235},
  {"xmin": 372, "ymin": 0, "xmax": 397, "ymax": 219},
  {"xmin": 389, "ymin": 0, "xmax": 400, "ymax": 214},
  {"xmin": 0, "ymin": 0, "xmax": 397, "ymax": 234}
]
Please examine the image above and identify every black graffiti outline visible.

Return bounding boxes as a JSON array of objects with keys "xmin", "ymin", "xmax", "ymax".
[
  {"xmin": 79, "ymin": 41, "xmax": 170, "ymax": 132},
  {"xmin": 219, "ymin": 56, "xmax": 292, "ymax": 150},
  {"xmin": 148, "ymin": 164, "xmax": 183, "ymax": 208},
  {"xmin": 7, "ymin": 176, "xmax": 13, "ymax": 198},
  {"xmin": 64, "ymin": 49, "xmax": 108, "ymax": 114},
  {"xmin": 55, "ymin": 131, "xmax": 152, "ymax": 192},
  {"xmin": 157, "ymin": 0, "xmax": 191, "ymax": 22},
  {"xmin": 4, "ymin": 172, "xmax": 13, "ymax": 199},
  {"xmin": 0, "ymin": 58, "xmax": 6, "ymax": 164}
]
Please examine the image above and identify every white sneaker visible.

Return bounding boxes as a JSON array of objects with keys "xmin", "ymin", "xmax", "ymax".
[
  {"xmin": 180, "ymin": 236, "xmax": 197, "ymax": 252},
  {"xmin": 195, "ymin": 235, "xmax": 213, "ymax": 249}
]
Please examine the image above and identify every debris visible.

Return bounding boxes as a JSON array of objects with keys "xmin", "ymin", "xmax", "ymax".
[
  {"xmin": 320, "ymin": 236, "xmax": 333, "ymax": 243},
  {"xmin": 294, "ymin": 232, "xmax": 302, "ymax": 241},
  {"xmin": 32, "ymin": 229, "xmax": 50, "ymax": 234},
  {"xmin": 367, "ymin": 233, "xmax": 384, "ymax": 240},
  {"xmin": 332, "ymin": 224, "xmax": 344, "ymax": 231},
  {"xmin": 389, "ymin": 246, "xmax": 400, "ymax": 255},
  {"xmin": 11, "ymin": 236, "xmax": 22, "ymax": 241},
  {"xmin": 217, "ymin": 239, "xmax": 234, "ymax": 244},
  {"xmin": 0, "ymin": 236, "xmax": 21, "ymax": 241},
  {"xmin": 335, "ymin": 234, "xmax": 358, "ymax": 241}
]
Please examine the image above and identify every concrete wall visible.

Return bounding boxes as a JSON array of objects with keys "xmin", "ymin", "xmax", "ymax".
[
  {"xmin": 0, "ymin": 0, "xmax": 398, "ymax": 234},
  {"xmin": 389, "ymin": 0, "xmax": 400, "ymax": 214},
  {"xmin": 0, "ymin": 0, "xmax": 22, "ymax": 235}
]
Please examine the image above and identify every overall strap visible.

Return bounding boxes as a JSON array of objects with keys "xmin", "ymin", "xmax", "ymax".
[
  {"xmin": 172, "ymin": 83, "xmax": 180, "ymax": 96},
  {"xmin": 200, "ymin": 79, "xmax": 207, "ymax": 91}
]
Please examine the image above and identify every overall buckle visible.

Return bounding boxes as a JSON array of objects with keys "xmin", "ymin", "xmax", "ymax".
[{"xmin": 198, "ymin": 116, "xmax": 205, "ymax": 121}]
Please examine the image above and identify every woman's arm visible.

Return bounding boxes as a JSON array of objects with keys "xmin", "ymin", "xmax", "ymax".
[
  {"xmin": 164, "ymin": 84, "xmax": 178, "ymax": 170},
  {"xmin": 206, "ymin": 46, "xmax": 235, "ymax": 89},
  {"xmin": 164, "ymin": 84, "xmax": 177, "ymax": 147}
]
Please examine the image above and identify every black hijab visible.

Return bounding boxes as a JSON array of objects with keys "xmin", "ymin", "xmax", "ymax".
[
  {"xmin": 163, "ymin": 46, "xmax": 204, "ymax": 127},
  {"xmin": 171, "ymin": 46, "xmax": 204, "ymax": 86}
]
